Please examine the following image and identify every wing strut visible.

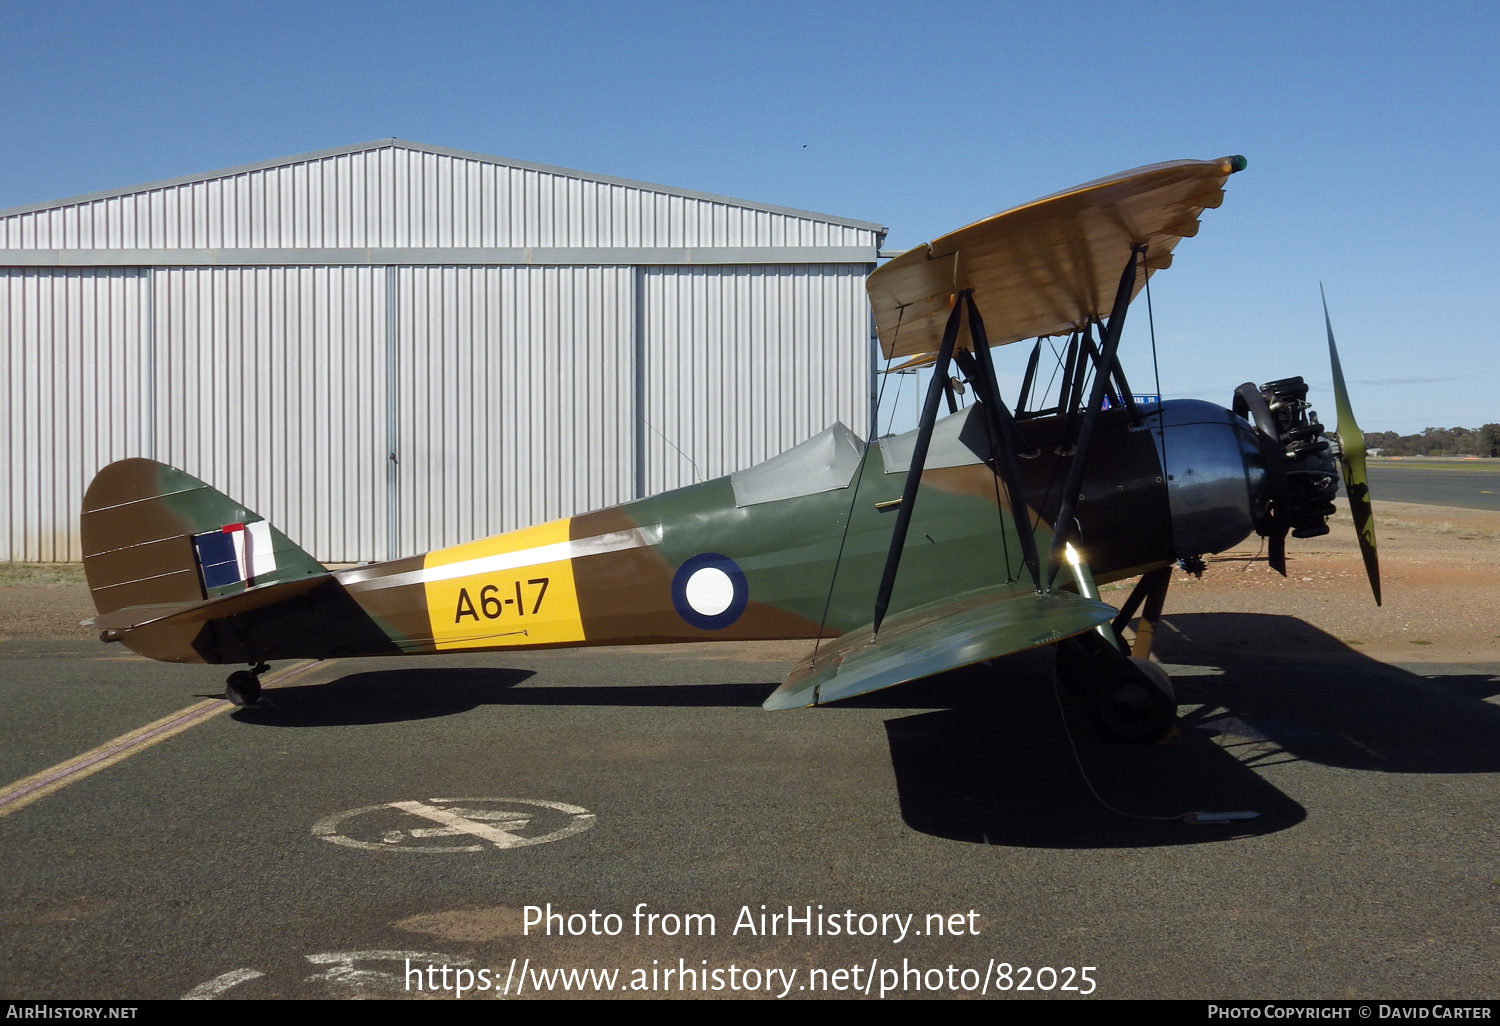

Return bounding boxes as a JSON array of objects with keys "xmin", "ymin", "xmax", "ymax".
[
  {"xmin": 1044, "ymin": 245, "xmax": 1145, "ymax": 590},
  {"xmin": 1015, "ymin": 340, "xmax": 1042, "ymax": 415},
  {"xmin": 870, "ymin": 296, "xmax": 965, "ymax": 637},
  {"xmin": 1054, "ymin": 327, "xmax": 1089, "ymax": 454},
  {"xmin": 955, "ymin": 292, "xmax": 1042, "ymax": 591},
  {"xmin": 871, "ymin": 291, "xmax": 1051, "ymax": 637},
  {"xmin": 1098, "ymin": 321, "xmax": 1143, "ymax": 425}
]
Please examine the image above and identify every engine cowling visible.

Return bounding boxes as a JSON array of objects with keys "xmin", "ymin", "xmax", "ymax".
[{"xmin": 1150, "ymin": 399, "xmax": 1269, "ymax": 560}]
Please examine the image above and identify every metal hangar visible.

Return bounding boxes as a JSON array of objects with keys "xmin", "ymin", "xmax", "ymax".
[{"xmin": 0, "ymin": 139, "xmax": 885, "ymax": 562}]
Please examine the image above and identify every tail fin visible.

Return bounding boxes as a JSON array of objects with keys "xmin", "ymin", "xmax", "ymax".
[{"xmin": 81, "ymin": 459, "xmax": 324, "ymax": 617}]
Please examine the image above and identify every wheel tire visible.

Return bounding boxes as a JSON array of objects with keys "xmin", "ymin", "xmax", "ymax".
[
  {"xmin": 1086, "ymin": 658, "xmax": 1175, "ymax": 744},
  {"xmin": 225, "ymin": 670, "xmax": 262, "ymax": 707}
]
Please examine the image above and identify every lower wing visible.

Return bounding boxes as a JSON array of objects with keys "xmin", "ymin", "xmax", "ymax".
[{"xmin": 764, "ymin": 584, "xmax": 1116, "ymax": 710}]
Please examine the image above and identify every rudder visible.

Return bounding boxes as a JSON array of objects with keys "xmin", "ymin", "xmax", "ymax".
[{"xmin": 81, "ymin": 459, "xmax": 324, "ymax": 616}]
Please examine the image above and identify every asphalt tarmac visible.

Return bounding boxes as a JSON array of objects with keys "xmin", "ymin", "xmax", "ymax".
[
  {"xmin": 1355, "ymin": 461, "xmax": 1500, "ymax": 511},
  {"xmin": 2, "ymin": 616, "xmax": 1497, "ymax": 1001}
]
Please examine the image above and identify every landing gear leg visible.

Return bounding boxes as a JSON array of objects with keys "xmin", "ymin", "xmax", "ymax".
[
  {"xmin": 225, "ymin": 666, "xmax": 264, "ymax": 707},
  {"xmin": 1109, "ymin": 567, "xmax": 1173, "ymax": 657}
]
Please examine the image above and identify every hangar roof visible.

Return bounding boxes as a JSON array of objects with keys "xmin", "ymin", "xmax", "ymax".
[{"xmin": 0, "ymin": 139, "xmax": 882, "ymax": 261}]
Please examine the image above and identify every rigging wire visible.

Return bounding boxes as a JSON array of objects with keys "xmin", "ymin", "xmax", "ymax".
[
  {"xmin": 968, "ymin": 341, "xmax": 1019, "ymax": 583},
  {"xmin": 814, "ymin": 307, "xmax": 904, "ymax": 660},
  {"xmin": 1020, "ymin": 333, "xmax": 1075, "ymax": 543},
  {"xmin": 1031, "ymin": 356, "xmax": 1095, "ymax": 537},
  {"xmin": 1036, "ymin": 337, "xmax": 1064, "ymax": 412},
  {"xmin": 1142, "ymin": 247, "xmax": 1169, "ymax": 528},
  {"xmin": 984, "ymin": 396, "xmax": 1018, "ymax": 582},
  {"xmin": 884, "ymin": 367, "xmax": 909, "ymax": 437}
]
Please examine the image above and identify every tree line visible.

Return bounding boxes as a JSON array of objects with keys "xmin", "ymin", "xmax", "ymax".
[{"xmin": 1363, "ymin": 424, "xmax": 1500, "ymax": 457}]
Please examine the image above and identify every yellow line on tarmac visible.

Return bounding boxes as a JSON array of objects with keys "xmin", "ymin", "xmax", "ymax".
[{"xmin": 0, "ymin": 659, "xmax": 330, "ymax": 820}]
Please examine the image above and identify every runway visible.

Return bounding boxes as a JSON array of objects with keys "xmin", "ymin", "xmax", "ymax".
[{"xmin": 1354, "ymin": 460, "xmax": 1500, "ymax": 510}]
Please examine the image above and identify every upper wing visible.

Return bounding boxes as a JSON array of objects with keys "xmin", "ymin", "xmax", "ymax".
[
  {"xmin": 763, "ymin": 584, "xmax": 1117, "ymax": 710},
  {"xmin": 869, "ymin": 156, "xmax": 1246, "ymax": 359}
]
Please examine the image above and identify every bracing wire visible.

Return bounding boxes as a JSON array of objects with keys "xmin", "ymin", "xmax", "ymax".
[
  {"xmin": 1031, "ymin": 356, "xmax": 1095, "ymax": 536},
  {"xmin": 1038, "ymin": 337, "xmax": 1065, "ymax": 412},
  {"xmin": 1142, "ymin": 246, "xmax": 1167, "ymax": 500},
  {"xmin": 1020, "ymin": 335, "xmax": 1071, "ymax": 540},
  {"xmin": 884, "ymin": 368, "xmax": 908, "ymax": 437},
  {"xmin": 971, "ymin": 341, "xmax": 1018, "ymax": 583},
  {"xmin": 814, "ymin": 307, "xmax": 905, "ymax": 658}
]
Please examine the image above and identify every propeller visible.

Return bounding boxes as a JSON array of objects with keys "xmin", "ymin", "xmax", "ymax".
[{"xmin": 1321, "ymin": 285, "xmax": 1381, "ymax": 606}]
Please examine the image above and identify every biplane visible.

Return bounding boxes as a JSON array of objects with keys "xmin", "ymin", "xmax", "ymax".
[{"xmin": 79, "ymin": 155, "xmax": 1381, "ymax": 744}]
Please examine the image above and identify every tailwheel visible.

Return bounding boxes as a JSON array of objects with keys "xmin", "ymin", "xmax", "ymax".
[
  {"xmin": 225, "ymin": 669, "xmax": 263, "ymax": 707},
  {"xmin": 1086, "ymin": 657, "xmax": 1175, "ymax": 745}
]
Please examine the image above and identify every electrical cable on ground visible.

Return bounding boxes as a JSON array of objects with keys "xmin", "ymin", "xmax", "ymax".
[{"xmin": 1050, "ymin": 671, "xmax": 1260, "ymax": 825}]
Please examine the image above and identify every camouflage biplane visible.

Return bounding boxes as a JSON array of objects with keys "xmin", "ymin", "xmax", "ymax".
[{"xmin": 80, "ymin": 155, "xmax": 1380, "ymax": 744}]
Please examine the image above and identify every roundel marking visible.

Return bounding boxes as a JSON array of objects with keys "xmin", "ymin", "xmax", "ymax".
[{"xmin": 671, "ymin": 553, "xmax": 749, "ymax": 631}]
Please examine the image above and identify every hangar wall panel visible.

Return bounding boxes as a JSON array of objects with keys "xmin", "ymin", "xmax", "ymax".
[
  {"xmin": 0, "ymin": 141, "xmax": 881, "ymax": 564},
  {"xmin": 392, "ymin": 265, "xmax": 635, "ymax": 554},
  {"xmin": 152, "ymin": 266, "xmax": 388, "ymax": 563},
  {"xmin": 641, "ymin": 264, "xmax": 872, "ymax": 496},
  {"xmin": 0, "ymin": 145, "xmax": 880, "ymax": 251},
  {"xmin": 1, "ymin": 268, "xmax": 151, "ymax": 561}
]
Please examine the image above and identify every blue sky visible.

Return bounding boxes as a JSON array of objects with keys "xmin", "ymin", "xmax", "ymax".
[{"xmin": 2, "ymin": 0, "xmax": 1494, "ymax": 433}]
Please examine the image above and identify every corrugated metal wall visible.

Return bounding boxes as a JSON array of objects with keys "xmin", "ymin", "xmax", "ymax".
[
  {"xmin": 0, "ymin": 147, "xmax": 879, "ymax": 251},
  {"xmin": 1, "ymin": 142, "xmax": 879, "ymax": 564},
  {"xmin": 1, "ymin": 269, "xmax": 152, "ymax": 561},
  {"xmin": 641, "ymin": 265, "xmax": 871, "ymax": 495},
  {"xmin": 152, "ymin": 266, "xmax": 388, "ymax": 562},
  {"xmin": 0, "ymin": 261, "xmax": 871, "ymax": 563},
  {"xmin": 393, "ymin": 265, "xmax": 635, "ymax": 554}
]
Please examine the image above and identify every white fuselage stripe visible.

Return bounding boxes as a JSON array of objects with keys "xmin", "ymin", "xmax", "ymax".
[{"xmin": 335, "ymin": 525, "xmax": 663, "ymax": 592}]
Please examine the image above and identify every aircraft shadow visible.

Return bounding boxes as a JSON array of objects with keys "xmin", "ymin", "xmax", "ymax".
[
  {"xmin": 874, "ymin": 648, "xmax": 1306, "ymax": 849},
  {"xmin": 232, "ymin": 667, "xmax": 782, "ymax": 726},
  {"xmin": 231, "ymin": 613, "xmax": 1498, "ymax": 850},
  {"xmin": 877, "ymin": 612, "xmax": 1500, "ymax": 848},
  {"xmin": 1150, "ymin": 612, "xmax": 1500, "ymax": 775},
  {"xmin": 231, "ymin": 667, "xmax": 537, "ymax": 726}
]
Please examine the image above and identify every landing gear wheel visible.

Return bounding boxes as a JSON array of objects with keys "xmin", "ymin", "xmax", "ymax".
[
  {"xmin": 225, "ymin": 670, "xmax": 262, "ymax": 707},
  {"xmin": 1086, "ymin": 657, "xmax": 1175, "ymax": 744}
]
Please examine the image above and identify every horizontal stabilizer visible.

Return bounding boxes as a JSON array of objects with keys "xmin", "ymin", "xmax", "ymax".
[
  {"xmin": 764, "ymin": 585, "xmax": 1117, "ymax": 710},
  {"xmin": 85, "ymin": 574, "xmax": 330, "ymax": 634}
]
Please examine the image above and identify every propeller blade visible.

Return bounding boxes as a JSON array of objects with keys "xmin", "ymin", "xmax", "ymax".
[{"xmin": 1321, "ymin": 285, "xmax": 1381, "ymax": 606}]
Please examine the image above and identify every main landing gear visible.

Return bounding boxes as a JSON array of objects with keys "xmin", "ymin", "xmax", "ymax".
[
  {"xmin": 1055, "ymin": 632, "xmax": 1176, "ymax": 744},
  {"xmin": 225, "ymin": 662, "xmax": 270, "ymax": 707}
]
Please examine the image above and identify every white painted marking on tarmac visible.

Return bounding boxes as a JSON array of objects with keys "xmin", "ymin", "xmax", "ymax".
[
  {"xmin": 685, "ymin": 566, "xmax": 735, "ymax": 615},
  {"xmin": 183, "ymin": 951, "xmax": 470, "ymax": 999},
  {"xmin": 311, "ymin": 797, "xmax": 595, "ymax": 853},
  {"xmin": 304, "ymin": 950, "xmax": 471, "ymax": 993},
  {"xmin": 181, "ymin": 967, "xmax": 265, "ymax": 999},
  {"xmin": 0, "ymin": 659, "xmax": 328, "ymax": 820}
]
